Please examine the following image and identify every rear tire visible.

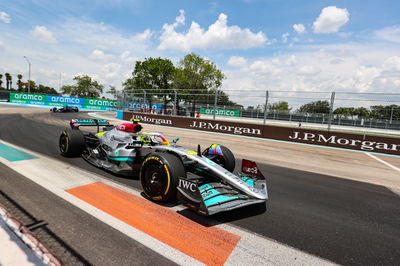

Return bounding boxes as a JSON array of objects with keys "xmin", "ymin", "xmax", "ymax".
[
  {"xmin": 140, "ymin": 152, "xmax": 185, "ymax": 202},
  {"xmin": 59, "ymin": 129, "xmax": 85, "ymax": 157},
  {"xmin": 203, "ymin": 145, "xmax": 236, "ymax": 172}
]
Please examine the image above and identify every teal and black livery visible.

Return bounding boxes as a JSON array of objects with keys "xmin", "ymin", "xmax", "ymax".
[
  {"xmin": 177, "ymin": 159, "xmax": 267, "ymax": 216},
  {"xmin": 70, "ymin": 119, "xmax": 113, "ymax": 133}
]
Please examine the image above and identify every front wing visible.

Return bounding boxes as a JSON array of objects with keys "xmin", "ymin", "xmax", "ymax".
[{"xmin": 177, "ymin": 176, "xmax": 267, "ymax": 216}]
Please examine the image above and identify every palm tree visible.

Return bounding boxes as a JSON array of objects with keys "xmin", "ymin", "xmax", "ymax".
[
  {"xmin": 0, "ymin": 74, "xmax": 3, "ymax": 89},
  {"xmin": 17, "ymin": 74, "xmax": 23, "ymax": 91},
  {"xmin": 5, "ymin": 73, "xmax": 11, "ymax": 90}
]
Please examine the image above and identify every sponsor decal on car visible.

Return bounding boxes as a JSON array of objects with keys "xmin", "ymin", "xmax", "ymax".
[
  {"xmin": 144, "ymin": 156, "xmax": 164, "ymax": 164},
  {"xmin": 178, "ymin": 179, "xmax": 197, "ymax": 192}
]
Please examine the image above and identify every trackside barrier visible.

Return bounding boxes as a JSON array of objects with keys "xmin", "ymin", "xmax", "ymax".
[
  {"xmin": 0, "ymin": 203, "xmax": 62, "ymax": 266},
  {"xmin": 123, "ymin": 111, "xmax": 400, "ymax": 156},
  {"xmin": 4, "ymin": 92, "xmax": 163, "ymax": 112}
]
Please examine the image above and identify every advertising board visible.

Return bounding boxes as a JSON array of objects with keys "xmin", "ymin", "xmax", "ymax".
[
  {"xmin": 10, "ymin": 93, "xmax": 47, "ymax": 105},
  {"xmin": 125, "ymin": 102, "xmax": 162, "ymax": 112},
  {"xmin": 123, "ymin": 111, "xmax": 400, "ymax": 156},
  {"xmin": 200, "ymin": 108, "xmax": 241, "ymax": 117}
]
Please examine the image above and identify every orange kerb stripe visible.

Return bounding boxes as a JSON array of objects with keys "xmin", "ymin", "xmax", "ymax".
[{"xmin": 66, "ymin": 182, "xmax": 240, "ymax": 265}]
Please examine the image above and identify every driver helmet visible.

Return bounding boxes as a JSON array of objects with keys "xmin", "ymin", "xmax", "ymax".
[{"xmin": 116, "ymin": 122, "xmax": 142, "ymax": 133}]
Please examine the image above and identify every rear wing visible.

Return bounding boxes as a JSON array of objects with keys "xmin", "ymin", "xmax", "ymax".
[{"xmin": 70, "ymin": 119, "xmax": 113, "ymax": 132}]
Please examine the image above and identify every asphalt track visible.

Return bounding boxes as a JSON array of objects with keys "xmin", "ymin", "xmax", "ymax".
[{"xmin": 1, "ymin": 109, "xmax": 400, "ymax": 265}]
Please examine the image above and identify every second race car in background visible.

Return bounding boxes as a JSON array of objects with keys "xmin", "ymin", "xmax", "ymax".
[{"xmin": 51, "ymin": 105, "xmax": 79, "ymax": 113}]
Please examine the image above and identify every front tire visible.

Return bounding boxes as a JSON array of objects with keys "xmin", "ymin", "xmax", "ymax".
[
  {"xmin": 140, "ymin": 152, "xmax": 185, "ymax": 202},
  {"xmin": 59, "ymin": 129, "xmax": 85, "ymax": 157},
  {"xmin": 203, "ymin": 145, "xmax": 236, "ymax": 172}
]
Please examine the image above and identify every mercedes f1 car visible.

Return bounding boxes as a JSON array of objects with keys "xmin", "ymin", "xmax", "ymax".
[
  {"xmin": 59, "ymin": 119, "xmax": 268, "ymax": 215},
  {"xmin": 51, "ymin": 105, "xmax": 79, "ymax": 113}
]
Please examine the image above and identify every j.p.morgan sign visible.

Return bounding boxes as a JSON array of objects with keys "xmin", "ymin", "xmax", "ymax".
[
  {"xmin": 190, "ymin": 120, "xmax": 261, "ymax": 135},
  {"xmin": 123, "ymin": 111, "xmax": 400, "ymax": 155},
  {"xmin": 289, "ymin": 131, "xmax": 400, "ymax": 152},
  {"xmin": 125, "ymin": 112, "xmax": 263, "ymax": 137}
]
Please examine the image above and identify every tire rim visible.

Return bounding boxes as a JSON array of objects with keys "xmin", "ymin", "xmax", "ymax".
[
  {"xmin": 143, "ymin": 162, "xmax": 167, "ymax": 197},
  {"xmin": 59, "ymin": 135, "xmax": 67, "ymax": 153}
]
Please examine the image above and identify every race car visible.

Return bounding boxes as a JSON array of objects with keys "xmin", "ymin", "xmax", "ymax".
[
  {"xmin": 59, "ymin": 119, "xmax": 268, "ymax": 215},
  {"xmin": 51, "ymin": 105, "xmax": 79, "ymax": 113}
]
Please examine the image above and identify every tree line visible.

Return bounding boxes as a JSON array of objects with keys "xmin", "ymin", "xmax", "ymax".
[
  {"xmin": 260, "ymin": 100, "xmax": 400, "ymax": 120},
  {"xmin": 0, "ymin": 73, "xmax": 59, "ymax": 95}
]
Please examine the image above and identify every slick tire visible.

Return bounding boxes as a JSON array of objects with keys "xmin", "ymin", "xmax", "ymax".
[
  {"xmin": 59, "ymin": 129, "xmax": 85, "ymax": 157},
  {"xmin": 203, "ymin": 145, "xmax": 236, "ymax": 172},
  {"xmin": 140, "ymin": 152, "xmax": 185, "ymax": 202}
]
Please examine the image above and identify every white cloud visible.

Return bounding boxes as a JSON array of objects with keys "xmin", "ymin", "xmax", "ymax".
[
  {"xmin": 0, "ymin": 11, "xmax": 10, "ymax": 23},
  {"xmin": 293, "ymin": 24, "xmax": 306, "ymax": 34},
  {"xmin": 103, "ymin": 63, "xmax": 121, "ymax": 80},
  {"xmin": 120, "ymin": 51, "xmax": 138, "ymax": 64},
  {"xmin": 382, "ymin": 56, "xmax": 400, "ymax": 72},
  {"xmin": 222, "ymin": 45, "xmax": 400, "ymax": 108},
  {"xmin": 60, "ymin": 18, "xmax": 151, "ymax": 51},
  {"xmin": 133, "ymin": 29, "xmax": 152, "ymax": 42},
  {"xmin": 297, "ymin": 65, "xmax": 320, "ymax": 75},
  {"xmin": 282, "ymin": 32, "xmax": 289, "ymax": 43},
  {"xmin": 30, "ymin": 26, "xmax": 57, "ymax": 43},
  {"xmin": 227, "ymin": 56, "xmax": 247, "ymax": 67},
  {"xmin": 313, "ymin": 6, "xmax": 349, "ymax": 34},
  {"xmin": 158, "ymin": 10, "xmax": 267, "ymax": 51},
  {"xmin": 89, "ymin": 49, "xmax": 114, "ymax": 60},
  {"xmin": 374, "ymin": 26, "xmax": 400, "ymax": 43}
]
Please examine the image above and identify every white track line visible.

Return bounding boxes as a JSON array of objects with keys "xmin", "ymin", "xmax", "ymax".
[
  {"xmin": 365, "ymin": 153, "xmax": 400, "ymax": 173},
  {"xmin": 0, "ymin": 139, "xmax": 337, "ymax": 265}
]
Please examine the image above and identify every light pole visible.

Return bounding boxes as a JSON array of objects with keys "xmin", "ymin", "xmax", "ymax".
[{"xmin": 23, "ymin": 56, "xmax": 31, "ymax": 94}]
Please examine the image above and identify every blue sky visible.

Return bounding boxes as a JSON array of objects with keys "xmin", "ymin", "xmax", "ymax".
[{"xmin": 1, "ymin": 0, "xmax": 400, "ymax": 107}]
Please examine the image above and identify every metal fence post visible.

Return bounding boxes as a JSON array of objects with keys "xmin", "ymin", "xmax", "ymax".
[
  {"xmin": 142, "ymin": 89, "xmax": 146, "ymax": 112},
  {"xmin": 263, "ymin": 90, "xmax": 269, "ymax": 125},
  {"xmin": 327, "ymin": 91, "xmax": 335, "ymax": 131},
  {"xmin": 390, "ymin": 106, "xmax": 394, "ymax": 124},
  {"xmin": 213, "ymin": 90, "xmax": 218, "ymax": 120},
  {"xmin": 174, "ymin": 90, "xmax": 177, "ymax": 115}
]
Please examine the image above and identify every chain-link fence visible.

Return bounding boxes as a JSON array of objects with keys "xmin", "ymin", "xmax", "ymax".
[{"xmin": 119, "ymin": 90, "xmax": 400, "ymax": 131}]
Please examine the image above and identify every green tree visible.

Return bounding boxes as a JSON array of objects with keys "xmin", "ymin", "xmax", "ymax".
[
  {"xmin": 299, "ymin": 100, "xmax": 330, "ymax": 114},
  {"xmin": 0, "ymin": 74, "xmax": 3, "ymax": 89},
  {"xmin": 354, "ymin": 107, "xmax": 369, "ymax": 118},
  {"xmin": 107, "ymin": 85, "xmax": 118, "ymax": 99},
  {"xmin": 123, "ymin": 57, "xmax": 176, "ymax": 113},
  {"xmin": 24, "ymin": 80, "xmax": 36, "ymax": 92},
  {"xmin": 174, "ymin": 53, "xmax": 225, "ymax": 116},
  {"xmin": 5, "ymin": 73, "xmax": 11, "ymax": 90},
  {"xmin": 370, "ymin": 104, "xmax": 400, "ymax": 119},
  {"xmin": 334, "ymin": 107, "xmax": 351, "ymax": 118},
  {"xmin": 268, "ymin": 101, "xmax": 290, "ymax": 112},
  {"xmin": 61, "ymin": 75, "xmax": 104, "ymax": 98},
  {"xmin": 36, "ymin": 84, "xmax": 59, "ymax": 95},
  {"xmin": 17, "ymin": 74, "xmax": 23, "ymax": 91}
]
